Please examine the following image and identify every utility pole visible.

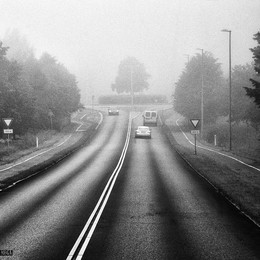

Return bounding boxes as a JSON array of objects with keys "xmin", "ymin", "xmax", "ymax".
[
  {"xmin": 197, "ymin": 48, "xmax": 204, "ymax": 139},
  {"xmin": 222, "ymin": 29, "xmax": 232, "ymax": 151},
  {"xmin": 130, "ymin": 66, "xmax": 134, "ymax": 110}
]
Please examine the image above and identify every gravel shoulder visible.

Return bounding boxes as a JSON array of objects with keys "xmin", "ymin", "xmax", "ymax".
[
  {"xmin": 162, "ymin": 111, "xmax": 260, "ymax": 226},
  {"xmin": 0, "ymin": 110, "xmax": 101, "ymax": 191}
]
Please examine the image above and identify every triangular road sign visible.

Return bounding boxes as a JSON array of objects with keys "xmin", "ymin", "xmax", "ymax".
[
  {"xmin": 190, "ymin": 119, "xmax": 200, "ymax": 128},
  {"xmin": 3, "ymin": 118, "xmax": 13, "ymax": 127}
]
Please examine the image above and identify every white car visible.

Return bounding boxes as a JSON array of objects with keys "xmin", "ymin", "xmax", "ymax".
[{"xmin": 135, "ymin": 126, "xmax": 152, "ymax": 139}]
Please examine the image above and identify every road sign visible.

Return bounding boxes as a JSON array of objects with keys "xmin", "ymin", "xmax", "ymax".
[
  {"xmin": 190, "ymin": 119, "xmax": 200, "ymax": 128},
  {"xmin": 4, "ymin": 129, "xmax": 13, "ymax": 134},
  {"xmin": 3, "ymin": 118, "xmax": 13, "ymax": 127},
  {"xmin": 191, "ymin": 130, "xmax": 200, "ymax": 135}
]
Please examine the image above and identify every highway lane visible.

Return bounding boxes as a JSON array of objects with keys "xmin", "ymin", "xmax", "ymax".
[
  {"xmin": 0, "ymin": 111, "xmax": 129, "ymax": 260},
  {"xmin": 83, "ymin": 115, "xmax": 260, "ymax": 259}
]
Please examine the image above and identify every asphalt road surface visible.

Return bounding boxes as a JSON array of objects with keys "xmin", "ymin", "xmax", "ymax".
[{"xmin": 0, "ymin": 111, "xmax": 259, "ymax": 260}]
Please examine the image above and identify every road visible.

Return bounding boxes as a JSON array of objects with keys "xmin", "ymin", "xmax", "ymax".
[{"xmin": 0, "ymin": 110, "xmax": 259, "ymax": 260}]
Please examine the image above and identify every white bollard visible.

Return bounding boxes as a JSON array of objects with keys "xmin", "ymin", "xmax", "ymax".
[{"xmin": 214, "ymin": 135, "xmax": 217, "ymax": 146}]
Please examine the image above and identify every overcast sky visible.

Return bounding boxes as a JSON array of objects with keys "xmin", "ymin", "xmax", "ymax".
[{"xmin": 1, "ymin": 0, "xmax": 260, "ymax": 102}]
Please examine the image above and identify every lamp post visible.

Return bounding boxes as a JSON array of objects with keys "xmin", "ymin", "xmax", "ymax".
[
  {"xmin": 91, "ymin": 95, "xmax": 94, "ymax": 114},
  {"xmin": 197, "ymin": 48, "xmax": 204, "ymax": 139},
  {"xmin": 221, "ymin": 29, "xmax": 232, "ymax": 151},
  {"xmin": 130, "ymin": 66, "xmax": 134, "ymax": 110}
]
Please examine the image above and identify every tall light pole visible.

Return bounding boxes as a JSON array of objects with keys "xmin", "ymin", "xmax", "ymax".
[
  {"xmin": 130, "ymin": 65, "xmax": 134, "ymax": 110},
  {"xmin": 197, "ymin": 48, "xmax": 204, "ymax": 139},
  {"xmin": 221, "ymin": 29, "xmax": 232, "ymax": 151}
]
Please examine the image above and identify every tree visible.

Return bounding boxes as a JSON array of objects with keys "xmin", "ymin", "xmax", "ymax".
[
  {"xmin": 174, "ymin": 52, "xmax": 226, "ymax": 124},
  {"xmin": 3, "ymin": 29, "xmax": 35, "ymax": 63},
  {"xmin": 245, "ymin": 31, "xmax": 260, "ymax": 108},
  {"xmin": 111, "ymin": 57, "xmax": 150, "ymax": 94},
  {"xmin": 231, "ymin": 63, "xmax": 260, "ymax": 126},
  {"xmin": 0, "ymin": 43, "xmax": 35, "ymax": 135},
  {"xmin": 0, "ymin": 36, "xmax": 81, "ymax": 132},
  {"xmin": 37, "ymin": 53, "xmax": 80, "ymax": 129}
]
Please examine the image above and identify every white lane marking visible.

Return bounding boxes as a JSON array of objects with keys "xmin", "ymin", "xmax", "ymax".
[
  {"xmin": 56, "ymin": 134, "xmax": 72, "ymax": 147},
  {"xmin": 0, "ymin": 146, "xmax": 61, "ymax": 172},
  {"xmin": 95, "ymin": 112, "xmax": 103, "ymax": 130},
  {"xmin": 0, "ymin": 112, "xmax": 103, "ymax": 173},
  {"xmin": 76, "ymin": 123, "xmax": 84, "ymax": 132},
  {"xmin": 80, "ymin": 114, "xmax": 87, "ymax": 120},
  {"xmin": 175, "ymin": 118, "xmax": 260, "ymax": 228},
  {"xmin": 175, "ymin": 118, "xmax": 260, "ymax": 172},
  {"xmin": 67, "ymin": 113, "xmax": 132, "ymax": 260}
]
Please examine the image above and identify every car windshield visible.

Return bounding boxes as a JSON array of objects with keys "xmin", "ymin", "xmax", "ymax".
[
  {"xmin": 138, "ymin": 126, "xmax": 149, "ymax": 131},
  {"xmin": 145, "ymin": 112, "xmax": 151, "ymax": 117}
]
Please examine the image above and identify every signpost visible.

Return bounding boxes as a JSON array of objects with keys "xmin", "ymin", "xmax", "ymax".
[
  {"xmin": 190, "ymin": 119, "xmax": 200, "ymax": 155},
  {"xmin": 2, "ymin": 118, "xmax": 14, "ymax": 148}
]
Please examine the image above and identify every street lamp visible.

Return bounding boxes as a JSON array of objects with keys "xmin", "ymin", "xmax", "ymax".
[
  {"xmin": 221, "ymin": 29, "xmax": 232, "ymax": 151},
  {"xmin": 130, "ymin": 66, "xmax": 134, "ymax": 110},
  {"xmin": 197, "ymin": 48, "xmax": 204, "ymax": 139},
  {"xmin": 91, "ymin": 95, "xmax": 95, "ymax": 114}
]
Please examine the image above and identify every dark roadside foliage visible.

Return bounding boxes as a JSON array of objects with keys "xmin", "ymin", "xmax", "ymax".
[{"xmin": 0, "ymin": 41, "xmax": 81, "ymax": 140}]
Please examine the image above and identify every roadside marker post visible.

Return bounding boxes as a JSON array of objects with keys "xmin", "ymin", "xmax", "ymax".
[{"xmin": 190, "ymin": 119, "xmax": 200, "ymax": 155}]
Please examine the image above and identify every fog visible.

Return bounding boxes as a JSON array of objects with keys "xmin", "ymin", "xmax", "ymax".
[{"xmin": 1, "ymin": 0, "xmax": 260, "ymax": 104}]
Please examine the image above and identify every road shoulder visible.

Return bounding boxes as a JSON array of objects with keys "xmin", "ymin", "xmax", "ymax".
[
  {"xmin": 0, "ymin": 110, "xmax": 101, "ymax": 191},
  {"xmin": 162, "ymin": 114, "xmax": 260, "ymax": 227}
]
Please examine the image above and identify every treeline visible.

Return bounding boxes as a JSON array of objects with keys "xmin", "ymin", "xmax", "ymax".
[
  {"xmin": 174, "ymin": 30, "xmax": 260, "ymax": 134},
  {"xmin": 0, "ymin": 41, "xmax": 81, "ymax": 137},
  {"xmin": 99, "ymin": 94, "xmax": 167, "ymax": 105},
  {"xmin": 174, "ymin": 52, "xmax": 260, "ymax": 129}
]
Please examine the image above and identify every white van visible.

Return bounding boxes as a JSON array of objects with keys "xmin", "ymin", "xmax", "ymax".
[{"xmin": 143, "ymin": 110, "xmax": 158, "ymax": 126}]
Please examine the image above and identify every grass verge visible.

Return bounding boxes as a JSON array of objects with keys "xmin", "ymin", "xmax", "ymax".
[
  {"xmin": 162, "ymin": 122, "xmax": 260, "ymax": 226},
  {"xmin": 0, "ymin": 110, "xmax": 102, "ymax": 191}
]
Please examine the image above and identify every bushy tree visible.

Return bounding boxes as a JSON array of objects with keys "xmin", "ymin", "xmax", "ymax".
[
  {"xmin": 174, "ymin": 52, "xmax": 226, "ymax": 124},
  {"xmin": 32, "ymin": 53, "xmax": 80, "ymax": 129},
  {"xmin": 0, "ymin": 42, "xmax": 35, "ymax": 135},
  {"xmin": 245, "ymin": 31, "xmax": 260, "ymax": 107},
  {"xmin": 232, "ymin": 63, "xmax": 260, "ymax": 127},
  {"xmin": 0, "ymin": 33, "xmax": 81, "ymax": 133},
  {"xmin": 3, "ymin": 28, "xmax": 35, "ymax": 63},
  {"xmin": 112, "ymin": 57, "xmax": 150, "ymax": 94}
]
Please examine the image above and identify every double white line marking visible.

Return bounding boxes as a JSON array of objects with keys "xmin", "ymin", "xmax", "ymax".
[{"xmin": 67, "ymin": 114, "xmax": 132, "ymax": 260}]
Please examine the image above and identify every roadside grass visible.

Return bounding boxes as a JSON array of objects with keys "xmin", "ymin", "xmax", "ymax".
[
  {"xmin": 161, "ymin": 109, "xmax": 260, "ymax": 161},
  {"xmin": 0, "ymin": 109, "xmax": 101, "ymax": 190},
  {"xmin": 161, "ymin": 110, "xmax": 260, "ymax": 225},
  {"xmin": 0, "ymin": 129, "xmax": 69, "ymax": 165},
  {"xmin": 0, "ymin": 108, "xmax": 100, "ymax": 166},
  {"xmin": 203, "ymin": 120, "xmax": 260, "ymax": 159}
]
